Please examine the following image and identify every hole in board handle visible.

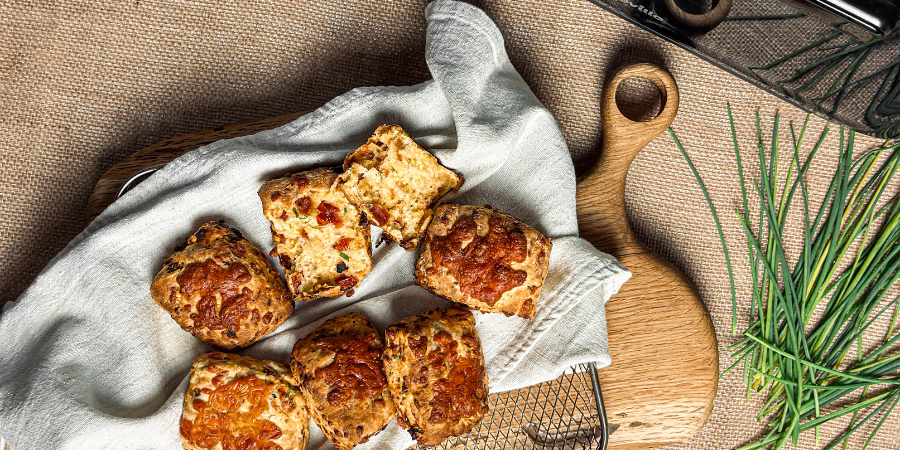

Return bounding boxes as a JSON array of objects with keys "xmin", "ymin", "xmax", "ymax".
[{"xmin": 614, "ymin": 76, "xmax": 664, "ymax": 123}]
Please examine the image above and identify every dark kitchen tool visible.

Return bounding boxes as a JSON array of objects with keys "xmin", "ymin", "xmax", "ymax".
[{"xmin": 587, "ymin": 0, "xmax": 900, "ymax": 138}]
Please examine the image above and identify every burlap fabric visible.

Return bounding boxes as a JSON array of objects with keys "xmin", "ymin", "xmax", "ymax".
[{"xmin": 1, "ymin": 1, "xmax": 897, "ymax": 449}]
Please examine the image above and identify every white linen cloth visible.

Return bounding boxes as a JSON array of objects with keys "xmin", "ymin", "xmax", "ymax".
[{"xmin": 0, "ymin": 1, "xmax": 630, "ymax": 449}]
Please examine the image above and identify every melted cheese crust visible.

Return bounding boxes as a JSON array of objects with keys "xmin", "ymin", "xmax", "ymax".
[
  {"xmin": 382, "ymin": 308, "xmax": 489, "ymax": 446},
  {"xmin": 290, "ymin": 313, "xmax": 397, "ymax": 450},
  {"xmin": 337, "ymin": 124, "xmax": 462, "ymax": 250},
  {"xmin": 180, "ymin": 352, "xmax": 309, "ymax": 450},
  {"xmin": 259, "ymin": 168, "xmax": 372, "ymax": 301},
  {"xmin": 150, "ymin": 221, "xmax": 294, "ymax": 350},
  {"xmin": 415, "ymin": 204, "xmax": 552, "ymax": 318}
]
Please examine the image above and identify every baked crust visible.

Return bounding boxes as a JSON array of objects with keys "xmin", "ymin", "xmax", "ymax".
[
  {"xmin": 258, "ymin": 168, "xmax": 373, "ymax": 301},
  {"xmin": 415, "ymin": 204, "xmax": 552, "ymax": 318},
  {"xmin": 180, "ymin": 352, "xmax": 309, "ymax": 450},
  {"xmin": 382, "ymin": 308, "xmax": 489, "ymax": 446},
  {"xmin": 150, "ymin": 221, "xmax": 294, "ymax": 350},
  {"xmin": 290, "ymin": 313, "xmax": 397, "ymax": 450},
  {"xmin": 336, "ymin": 124, "xmax": 462, "ymax": 250}
]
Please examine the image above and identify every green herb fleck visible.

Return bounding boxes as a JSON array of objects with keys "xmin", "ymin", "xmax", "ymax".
[
  {"xmin": 339, "ymin": 252, "xmax": 350, "ymax": 261},
  {"xmin": 292, "ymin": 207, "xmax": 300, "ymax": 218},
  {"xmin": 344, "ymin": 207, "xmax": 348, "ymax": 213}
]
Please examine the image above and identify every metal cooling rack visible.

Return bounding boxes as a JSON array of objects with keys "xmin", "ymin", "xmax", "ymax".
[
  {"xmin": 423, "ymin": 362, "xmax": 609, "ymax": 450},
  {"xmin": 118, "ymin": 168, "xmax": 611, "ymax": 450}
]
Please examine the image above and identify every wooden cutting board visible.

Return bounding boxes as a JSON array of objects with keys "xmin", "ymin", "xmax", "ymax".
[{"xmin": 83, "ymin": 63, "xmax": 717, "ymax": 450}]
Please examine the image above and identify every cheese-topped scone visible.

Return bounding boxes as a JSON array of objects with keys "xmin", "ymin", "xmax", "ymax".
[
  {"xmin": 336, "ymin": 125, "xmax": 462, "ymax": 250},
  {"xmin": 180, "ymin": 352, "xmax": 309, "ymax": 450},
  {"xmin": 290, "ymin": 313, "xmax": 397, "ymax": 450},
  {"xmin": 382, "ymin": 308, "xmax": 489, "ymax": 446},
  {"xmin": 150, "ymin": 221, "xmax": 293, "ymax": 350},
  {"xmin": 415, "ymin": 204, "xmax": 552, "ymax": 319},
  {"xmin": 259, "ymin": 168, "xmax": 372, "ymax": 301}
]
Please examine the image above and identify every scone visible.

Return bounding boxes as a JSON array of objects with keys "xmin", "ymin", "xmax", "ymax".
[
  {"xmin": 336, "ymin": 124, "xmax": 462, "ymax": 250},
  {"xmin": 180, "ymin": 352, "xmax": 309, "ymax": 450},
  {"xmin": 415, "ymin": 204, "xmax": 552, "ymax": 318},
  {"xmin": 150, "ymin": 221, "xmax": 293, "ymax": 350},
  {"xmin": 382, "ymin": 308, "xmax": 489, "ymax": 446},
  {"xmin": 259, "ymin": 168, "xmax": 373, "ymax": 301},
  {"xmin": 290, "ymin": 313, "xmax": 396, "ymax": 450}
]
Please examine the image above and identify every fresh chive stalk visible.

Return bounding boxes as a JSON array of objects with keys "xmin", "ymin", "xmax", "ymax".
[{"xmin": 672, "ymin": 109, "xmax": 900, "ymax": 449}]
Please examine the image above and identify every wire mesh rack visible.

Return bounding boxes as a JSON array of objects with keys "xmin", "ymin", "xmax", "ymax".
[{"xmin": 423, "ymin": 362, "xmax": 609, "ymax": 450}]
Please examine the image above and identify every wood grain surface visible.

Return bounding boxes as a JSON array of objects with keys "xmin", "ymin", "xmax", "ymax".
[{"xmin": 83, "ymin": 64, "xmax": 718, "ymax": 450}]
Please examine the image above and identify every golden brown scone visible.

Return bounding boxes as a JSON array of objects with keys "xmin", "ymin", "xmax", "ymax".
[
  {"xmin": 150, "ymin": 221, "xmax": 293, "ymax": 350},
  {"xmin": 415, "ymin": 204, "xmax": 552, "ymax": 319},
  {"xmin": 180, "ymin": 352, "xmax": 309, "ymax": 450},
  {"xmin": 290, "ymin": 313, "xmax": 397, "ymax": 450},
  {"xmin": 336, "ymin": 124, "xmax": 462, "ymax": 250},
  {"xmin": 258, "ymin": 168, "xmax": 373, "ymax": 301},
  {"xmin": 382, "ymin": 308, "xmax": 489, "ymax": 446}
]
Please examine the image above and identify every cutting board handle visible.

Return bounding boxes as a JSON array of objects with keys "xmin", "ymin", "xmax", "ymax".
[
  {"xmin": 575, "ymin": 63, "xmax": 717, "ymax": 446},
  {"xmin": 577, "ymin": 63, "xmax": 679, "ymax": 256}
]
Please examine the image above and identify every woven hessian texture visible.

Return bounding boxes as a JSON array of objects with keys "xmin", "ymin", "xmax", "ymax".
[{"xmin": 1, "ymin": 1, "xmax": 898, "ymax": 449}]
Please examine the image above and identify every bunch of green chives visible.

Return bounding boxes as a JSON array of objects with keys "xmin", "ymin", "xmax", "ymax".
[{"xmin": 671, "ymin": 107, "xmax": 900, "ymax": 449}]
